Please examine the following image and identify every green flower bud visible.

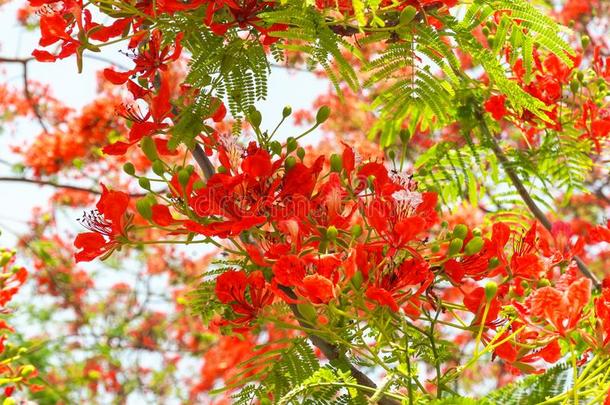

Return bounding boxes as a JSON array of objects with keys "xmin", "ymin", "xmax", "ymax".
[
  {"xmin": 138, "ymin": 177, "xmax": 151, "ymax": 190},
  {"xmin": 270, "ymin": 141, "xmax": 282, "ymax": 156},
  {"xmin": 330, "ymin": 154, "xmax": 342, "ymax": 172},
  {"xmin": 193, "ymin": 179, "xmax": 205, "ymax": 191},
  {"xmin": 464, "ymin": 236, "xmax": 484, "ymax": 256},
  {"xmin": 581, "ymin": 35, "xmax": 590, "ymax": 48},
  {"xmin": 296, "ymin": 147, "xmax": 305, "ymax": 161},
  {"xmin": 484, "ymin": 281, "xmax": 498, "ymax": 301},
  {"xmin": 136, "ymin": 198, "xmax": 153, "ymax": 220},
  {"xmin": 315, "ymin": 105, "xmax": 331, "ymax": 125},
  {"xmin": 453, "ymin": 224, "xmax": 468, "ymax": 240},
  {"xmin": 152, "ymin": 160, "xmax": 165, "ymax": 176},
  {"xmin": 286, "ymin": 137, "xmax": 298, "ymax": 153},
  {"xmin": 570, "ymin": 80, "xmax": 580, "ymax": 93},
  {"xmin": 123, "ymin": 162, "xmax": 135, "ymax": 176},
  {"xmin": 537, "ymin": 278, "xmax": 551, "ymax": 287},
  {"xmin": 488, "ymin": 257, "xmax": 500, "ymax": 269},
  {"xmin": 140, "ymin": 136, "xmax": 158, "ymax": 161},
  {"xmin": 248, "ymin": 108, "xmax": 262, "ymax": 128},
  {"xmin": 285, "ymin": 156, "xmax": 297, "ymax": 170},
  {"xmin": 178, "ymin": 168, "xmax": 190, "ymax": 187},
  {"xmin": 577, "ymin": 71, "xmax": 585, "ymax": 82},
  {"xmin": 20, "ymin": 365, "xmax": 36, "ymax": 377},
  {"xmin": 350, "ymin": 224, "xmax": 362, "ymax": 238},
  {"xmin": 217, "ymin": 166, "xmax": 228, "ymax": 174},
  {"xmin": 448, "ymin": 238, "xmax": 463, "ymax": 256},
  {"xmin": 0, "ymin": 252, "xmax": 13, "ymax": 267},
  {"xmin": 431, "ymin": 244, "xmax": 440, "ymax": 253},
  {"xmin": 482, "ymin": 26, "xmax": 490, "ymax": 36},
  {"xmin": 326, "ymin": 226, "xmax": 338, "ymax": 241},
  {"xmin": 282, "ymin": 105, "xmax": 292, "ymax": 118}
]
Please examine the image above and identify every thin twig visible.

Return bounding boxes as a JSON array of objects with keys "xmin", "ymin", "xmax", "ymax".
[{"xmin": 0, "ymin": 176, "xmax": 145, "ymax": 197}]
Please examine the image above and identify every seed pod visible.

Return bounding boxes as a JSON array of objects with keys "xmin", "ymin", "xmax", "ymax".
[
  {"xmin": 484, "ymin": 281, "xmax": 498, "ymax": 301},
  {"xmin": 330, "ymin": 154, "xmax": 342, "ymax": 172},
  {"xmin": 315, "ymin": 105, "xmax": 331, "ymax": 124},
  {"xmin": 123, "ymin": 162, "xmax": 135, "ymax": 176},
  {"xmin": 453, "ymin": 224, "xmax": 468, "ymax": 240},
  {"xmin": 464, "ymin": 236, "xmax": 484, "ymax": 255},
  {"xmin": 448, "ymin": 238, "xmax": 463, "ymax": 256},
  {"xmin": 140, "ymin": 136, "xmax": 158, "ymax": 161}
]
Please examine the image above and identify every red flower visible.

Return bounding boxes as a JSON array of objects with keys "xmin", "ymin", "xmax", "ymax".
[
  {"xmin": 215, "ymin": 270, "xmax": 273, "ymax": 325},
  {"xmin": 484, "ymin": 95, "xmax": 508, "ymax": 120},
  {"xmin": 272, "ymin": 255, "xmax": 306, "ymax": 287},
  {"xmin": 527, "ymin": 277, "xmax": 591, "ymax": 335},
  {"xmin": 297, "ymin": 274, "xmax": 335, "ymax": 304},
  {"xmin": 366, "ymin": 286, "xmax": 399, "ymax": 312},
  {"xmin": 74, "ymin": 185, "xmax": 130, "ymax": 262}
]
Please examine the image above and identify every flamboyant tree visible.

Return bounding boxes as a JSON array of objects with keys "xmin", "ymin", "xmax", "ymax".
[{"xmin": 0, "ymin": 0, "xmax": 610, "ymax": 403}]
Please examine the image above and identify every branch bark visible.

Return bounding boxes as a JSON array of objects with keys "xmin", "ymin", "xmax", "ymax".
[
  {"xmin": 191, "ymin": 144, "xmax": 400, "ymax": 405},
  {"xmin": 477, "ymin": 112, "xmax": 601, "ymax": 289}
]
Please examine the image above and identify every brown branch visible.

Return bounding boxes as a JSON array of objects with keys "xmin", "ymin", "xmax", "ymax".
[
  {"xmin": 478, "ymin": 112, "xmax": 601, "ymax": 289},
  {"xmin": 0, "ymin": 56, "xmax": 48, "ymax": 133},
  {"xmin": 0, "ymin": 176, "xmax": 145, "ymax": 197}
]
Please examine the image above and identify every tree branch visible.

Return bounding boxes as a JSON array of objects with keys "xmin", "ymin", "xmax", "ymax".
[
  {"xmin": 0, "ymin": 176, "xmax": 145, "ymax": 197},
  {"xmin": 477, "ymin": 112, "xmax": 601, "ymax": 289}
]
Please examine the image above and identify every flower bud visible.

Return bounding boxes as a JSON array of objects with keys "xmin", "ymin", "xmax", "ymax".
[
  {"xmin": 217, "ymin": 166, "xmax": 228, "ymax": 174},
  {"xmin": 330, "ymin": 154, "xmax": 342, "ymax": 172},
  {"xmin": 282, "ymin": 105, "xmax": 292, "ymax": 117},
  {"xmin": 0, "ymin": 252, "xmax": 13, "ymax": 267},
  {"xmin": 577, "ymin": 71, "xmax": 585, "ymax": 82},
  {"xmin": 570, "ymin": 80, "xmax": 579, "ymax": 93},
  {"xmin": 136, "ymin": 198, "xmax": 153, "ymax": 220},
  {"xmin": 315, "ymin": 105, "xmax": 331, "ymax": 125},
  {"xmin": 193, "ymin": 179, "xmax": 205, "ymax": 191},
  {"xmin": 286, "ymin": 137, "xmax": 298, "ymax": 153},
  {"xmin": 431, "ymin": 244, "xmax": 440, "ymax": 253},
  {"xmin": 20, "ymin": 365, "xmax": 36, "ymax": 377},
  {"xmin": 537, "ymin": 278, "xmax": 551, "ymax": 287},
  {"xmin": 285, "ymin": 156, "xmax": 297, "ymax": 170},
  {"xmin": 248, "ymin": 107, "xmax": 262, "ymax": 128},
  {"xmin": 296, "ymin": 147, "xmax": 305, "ymax": 161},
  {"xmin": 350, "ymin": 224, "xmax": 362, "ymax": 238},
  {"xmin": 488, "ymin": 257, "xmax": 500, "ymax": 269},
  {"xmin": 152, "ymin": 160, "xmax": 165, "ymax": 176},
  {"xmin": 484, "ymin": 281, "xmax": 498, "ymax": 301},
  {"xmin": 140, "ymin": 136, "xmax": 158, "ymax": 161},
  {"xmin": 464, "ymin": 236, "xmax": 484, "ymax": 256},
  {"xmin": 138, "ymin": 177, "xmax": 151, "ymax": 190},
  {"xmin": 178, "ymin": 168, "xmax": 190, "ymax": 187},
  {"xmin": 581, "ymin": 35, "xmax": 590, "ymax": 48},
  {"xmin": 123, "ymin": 162, "xmax": 135, "ymax": 176},
  {"xmin": 448, "ymin": 238, "xmax": 463, "ymax": 256},
  {"xmin": 326, "ymin": 226, "xmax": 338, "ymax": 241},
  {"xmin": 270, "ymin": 141, "xmax": 282, "ymax": 156},
  {"xmin": 453, "ymin": 224, "xmax": 468, "ymax": 240}
]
